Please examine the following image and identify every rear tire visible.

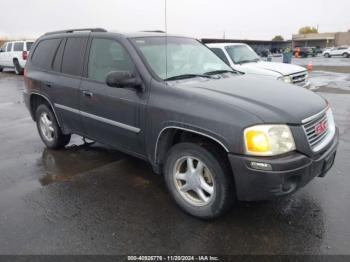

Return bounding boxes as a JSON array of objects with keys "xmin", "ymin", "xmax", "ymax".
[
  {"xmin": 0, "ymin": 66, "xmax": 3, "ymax": 72},
  {"xmin": 164, "ymin": 142, "xmax": 235, "ymax": 219},
  {"xmin": 35, "ymin": 104, "xmax": 71, "ymax": 149},
  {"xmin": 324, "ymin": 53, "xmax": 331, "ymax": 58},
  {"xmin": 343, "ymin": 53, "xmax": 350, "ymax": 58},
  {"xmin": 13, "ymin": 59, "xmax": 23, "ymax": 75}
]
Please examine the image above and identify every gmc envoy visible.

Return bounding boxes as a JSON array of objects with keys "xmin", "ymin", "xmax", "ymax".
[{"xmin": 24, "ymin": 28, "xmax": 338, "ymax": 219}]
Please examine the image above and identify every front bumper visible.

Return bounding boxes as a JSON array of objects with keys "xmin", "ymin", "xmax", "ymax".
[
  {"xmin": 296, "ymin": 80, "xmax": 311, "ymax": 89},
  {"xmin": 228, "ymin": 128, "xmax": 339, "ymax": 201}
]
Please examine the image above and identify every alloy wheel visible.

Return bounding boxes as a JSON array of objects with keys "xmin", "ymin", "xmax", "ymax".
[
  {"xmin": 39, "ymin": 112, "xmax": 55, "ymax": 142},
  {"xmin": 173, "ymin": 156, "xmax": 215, "ymax": 206}
]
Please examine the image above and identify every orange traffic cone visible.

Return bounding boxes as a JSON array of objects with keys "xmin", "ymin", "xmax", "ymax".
[{"xmin": 307, "ymin": 62, "xmax": 313, "ymax": 71}]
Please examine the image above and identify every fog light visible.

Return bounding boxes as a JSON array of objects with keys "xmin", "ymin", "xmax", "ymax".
[{"xmin": 250, "ymin": 162, "xmax": 272, "ymax": 171}]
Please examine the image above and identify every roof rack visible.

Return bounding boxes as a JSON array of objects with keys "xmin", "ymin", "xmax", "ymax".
[{"xmin": 44, "ymin": 28, "xmax": 107, "ymax": 36}]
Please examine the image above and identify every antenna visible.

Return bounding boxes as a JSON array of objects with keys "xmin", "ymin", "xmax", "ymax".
[{"xmin": 164, "ymin": 0, "xmax": 168, "ymax": 80}]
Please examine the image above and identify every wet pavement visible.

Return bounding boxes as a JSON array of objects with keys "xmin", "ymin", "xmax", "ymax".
[
  {"xmin": 0, "ymin": 71, "xmax": 350, "ymax": 255},
  {"xmin": 272, "ymin": 55, "xmax": 350, "ymax": 68}
]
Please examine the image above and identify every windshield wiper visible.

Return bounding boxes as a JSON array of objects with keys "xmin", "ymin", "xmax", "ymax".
[
  {"xmin": 204, "ymin": 69, "xmax": 236, "ymax": 75},
  {"xmin": 164, "ymin": 74, "xmax": 212, "ymax": 81}
]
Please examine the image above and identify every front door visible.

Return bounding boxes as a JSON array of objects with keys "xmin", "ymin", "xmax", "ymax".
[{"xmin": 79, "ymin": 37, "xmax": 146, "ymax": 155}]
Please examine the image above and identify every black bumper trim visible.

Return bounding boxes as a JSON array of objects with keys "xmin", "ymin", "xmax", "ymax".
[{"xmin": 228, "ymin": 128, "xmax": 339, "ymax": 201}]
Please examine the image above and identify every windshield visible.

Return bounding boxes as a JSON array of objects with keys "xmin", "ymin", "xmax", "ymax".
[
  {"xmin": 225, "ymin": 45, "xmax": 260, "ymax": 64},
  {"xmin": 131, "ymin": 37, "xmax": 232, "ymax": 80}
]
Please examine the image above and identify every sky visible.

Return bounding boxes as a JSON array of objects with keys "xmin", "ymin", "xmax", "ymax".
[{"xmin": 0, "ymin": 0, "xmax": 349, "ymax": 40}]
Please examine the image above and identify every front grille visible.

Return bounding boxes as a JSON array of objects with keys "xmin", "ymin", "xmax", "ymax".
[
  {"xmin": 303, "ymin": 110, "xmax": 329, "ymax": 150},
  {"xmin": 290, "ymin": 71, "xmax": 307, "ymax": 84}
]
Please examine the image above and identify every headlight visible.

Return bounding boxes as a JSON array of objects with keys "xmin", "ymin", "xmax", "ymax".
[
  {"xmin": 278, "ymin": 75, "xmax": 292, "ymax": 83},
  {"xmin": 244, "ymin": 125, "xmax": 296, "ymax": 156}
]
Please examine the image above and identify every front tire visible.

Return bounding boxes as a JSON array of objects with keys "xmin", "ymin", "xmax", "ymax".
[
  {"xmin": 164, "ymin": 143, "xmax": 235, "ymax": 219},
  {"xmin": 35, "ymin": 104, "xmax": 71, "ymax": 149},
  {"xmin": 343, "ymin": 53, "xmax": 350, "ymax": 58},
  {"xmin": 324, "ymin": 53, "xmax": 331, "ymax": 58},
  {"xmin": 13, "ymin": 59, "xmax": 23, "ymax": 75}
]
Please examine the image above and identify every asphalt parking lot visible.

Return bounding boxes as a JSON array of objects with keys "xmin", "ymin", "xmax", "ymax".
[{"xmin": 0, "ymin": 66, "xmax": 350, "ymax": 255}]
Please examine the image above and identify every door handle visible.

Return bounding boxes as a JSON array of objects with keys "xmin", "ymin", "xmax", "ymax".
[
  {"xmin": 83, "ymin": 90, "xmax": 93, "ymax": 98},
  {"xmin": 44, "ymin": 82, "xmax": 52, "ymax": 88}
]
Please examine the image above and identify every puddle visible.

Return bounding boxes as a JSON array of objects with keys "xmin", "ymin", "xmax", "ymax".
[
  {"xmin": 310, "ymin": 71, "xmax": 350, "ymax": 91},
  {"xmin": 38, "ymin": 144, "xmax": 124, "ymax": 186}
]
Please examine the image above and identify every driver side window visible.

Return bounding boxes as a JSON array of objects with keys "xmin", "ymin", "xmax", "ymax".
[{"xmin": 88, "ymin": 38, "xmax": 135, "ymax": 83}]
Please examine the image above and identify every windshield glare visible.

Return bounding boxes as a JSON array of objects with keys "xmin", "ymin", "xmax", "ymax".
[
  {"xmin": 131, "ymin": 37, "xmax": 232, "ymax": 80},
  {"xmin": 226, "ymin": 45, "xmax": 260, "ymax": 64}
]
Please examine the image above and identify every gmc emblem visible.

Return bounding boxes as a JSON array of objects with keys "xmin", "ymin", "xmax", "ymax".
[{"xmin": 315, "ymin": 120, "xmax": 328, "ymax": 135}]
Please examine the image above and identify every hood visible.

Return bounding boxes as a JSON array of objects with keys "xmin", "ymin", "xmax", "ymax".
[
  {"xmin": 172, "ymin": 74, "xmax": 327, "ymax": 124},
  {"xmin": 241, "ymin": 61, "xmax": 306, "ymax": 76}
]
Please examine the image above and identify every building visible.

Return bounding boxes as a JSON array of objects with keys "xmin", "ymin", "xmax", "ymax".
[{"xmin": 292, "ymin": 32, "xmax": 350, "ymax": 48}]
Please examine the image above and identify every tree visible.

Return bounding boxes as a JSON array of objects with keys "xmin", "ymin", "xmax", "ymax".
[
  {"xmin": 298, "ymin": 26, "xmax": 318, "ymax": 34},
  {"xmin": 272, "ymin": 35, "xmax": 284, "ymax": 41}
]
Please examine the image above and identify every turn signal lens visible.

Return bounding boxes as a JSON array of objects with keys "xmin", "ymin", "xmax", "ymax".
[
  {"xmin": 244, "ymin": 125, "xmax": 296, "ymax": 156},
  {"xmin": 245, "ymin": 130, "xmax": 271, "ymax": 153}
]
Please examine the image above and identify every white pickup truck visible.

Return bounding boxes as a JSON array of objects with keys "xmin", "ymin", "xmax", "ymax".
[
  {"xmin": 0, "ymin": 40, "xmax": 34, "ymax": 75},
  {"xmin": 207, "ymin": 43, "xmax": 310, "ymax": 88}
]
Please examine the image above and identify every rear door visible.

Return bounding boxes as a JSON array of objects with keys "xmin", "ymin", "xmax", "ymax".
[
  {"xmin": 50, "ymin": 36, "xmax": 88, "ymax": 135},
  {"xmin": 79, "ymin": 37, "xmax": 146, "ymax": 154},
  {"xmin": 5, "ymin": 42, "xmax": 13, "ymax": 66},
  {"xmin": 13, "ymin": 42, "xmax": 24, "ymax": 64}
]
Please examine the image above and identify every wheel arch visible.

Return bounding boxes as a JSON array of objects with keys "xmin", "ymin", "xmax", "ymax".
[
  {"xmin": 153, "ymin": 126, "xmax": 230, "ymax": 173},
  {"xmin": 29, "ymin": 93, "xmax": 61, "ymax": 126}
]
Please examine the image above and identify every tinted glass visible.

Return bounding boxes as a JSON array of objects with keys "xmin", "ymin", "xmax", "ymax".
[
  {"xmin": 0, "ymin": 44, "xmax": 6, "ymax": 52},
  {"xmin": 132, "ymin": 37, "xmax": 231, "ymax": 79},
  {"xmin": 88, "ymin": 38, "xmax": 135, "ymax": 82},
  {"xmin": 6, "ymin": 43, "xmax": 12, "ymax": 52},
  {"xmin": 26, "ymin": 42, "xmax": 34, "ymax": 51},
  {"xmin": 14, "ymin": 42, "xmax": 24, "ymax": 51},
  {"xmin": 31, "ymin": 39, "xmax": 61, "ymax": 70},
  {"xmin": 52, "ymin": 39, "xmax": 65, "ymax": 72},
  {"xmin": 61, "ymin": 37, "xmax": 87, "ymax": 76},
  {"xmin": 210, "ymin": 48, "xmax": 230, "ymax": 65}
]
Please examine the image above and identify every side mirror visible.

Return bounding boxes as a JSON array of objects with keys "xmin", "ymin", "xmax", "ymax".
[{"xmin": 106, "ymin": 71, "xmax": 141, "ymax": 89}]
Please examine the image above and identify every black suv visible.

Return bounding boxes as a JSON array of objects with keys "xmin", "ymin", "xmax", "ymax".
[{"xmin": 24, "ymin": 28, "xmax": 338, "ymax": 219}]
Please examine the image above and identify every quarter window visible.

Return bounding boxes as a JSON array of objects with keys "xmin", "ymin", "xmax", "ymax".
[
  {"xmin": 26, "ymin": 42, "xmax": 34, "ymax": 51},
  {"xmin": 88, "ymin": 38, "xmax": 135, "ymax": 82},
  {"xmin": 61, "ymin": 37, "xmax": 88, "ymax": 76},
  {"xmin": 31, "ymin": 39, "xmax": 61, "ymax": 70}
]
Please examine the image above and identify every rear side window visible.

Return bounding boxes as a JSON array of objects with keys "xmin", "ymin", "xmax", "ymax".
[
  {"xmin": 210, "ymin": 48, "xmax": 230, "ymax": 65},
  {"xmin": 61, "ymin": 37, "xmax": 87, "ymax": 76},
  {"xmin": 14, "ymin": 42, "xmax": 24, "ymax": 51},
  {"xmin": 26, "ymin": 42, "xmax": 34, "ymax": 51},
  {"xmin": 31, "ymin": 39, "xmax": 61, "ymax": 70},
  {"xmin": 52, "ymin": 39, "xmax": 66, "ymax": 72},
  {"xmin": 6, "ymin": 43, "xmax": 12, "ymax": 52}
]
